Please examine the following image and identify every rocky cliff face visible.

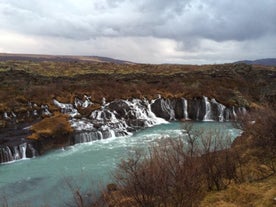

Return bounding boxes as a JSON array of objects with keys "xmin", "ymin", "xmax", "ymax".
[{"xmin": 151, "ymin": 97, "xmax": 242, "ymax": 122}]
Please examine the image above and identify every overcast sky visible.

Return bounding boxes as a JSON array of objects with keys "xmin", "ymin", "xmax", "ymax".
[{"xmin": 0, "ymin": 0, "xmax": 275, "ymax": 64}]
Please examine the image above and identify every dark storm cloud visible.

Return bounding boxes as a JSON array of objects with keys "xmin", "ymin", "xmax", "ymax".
[
  {"xmin": 0, "ymin": 0, "xmax": 275, "ymax": 64},
  {"xmin": 1, "ymin": 0, "xmax": 274, "ymax": 42}
]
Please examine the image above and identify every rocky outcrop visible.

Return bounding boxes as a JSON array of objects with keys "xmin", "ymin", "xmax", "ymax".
[
  {"xmin": 151, "ymin": 99, "xmax": 176, "ymax": 120},
  {"xmin": 187, "ymin": 98, "xmax": 206, "ymax": 120}
]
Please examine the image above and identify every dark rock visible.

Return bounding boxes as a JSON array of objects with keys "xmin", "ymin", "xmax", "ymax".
[
  {"xmin": 108, "ymin": 100, "xmax": 131, "ymax": 119},
  {"xmin": 187, "ymin": 98, "xmax": 206, "ymax": 120},
  {"xmin": 151, "ymin": 98, "xmax": 175, "ymax": 120},
  {"xmin": 174, "ymin": 99, "xmax": 184, "ymax": 119}
]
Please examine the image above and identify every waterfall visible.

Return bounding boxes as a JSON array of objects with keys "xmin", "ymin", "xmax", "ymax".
[
  {"xmin": 74, "ymin": 132, "xmax": 102, "ymax": 143},
  {"xmin": 53, "ymin": 99, "xmax": 79, "ymax": 117},
  {"xmin": 146, "ymin": 100, "xmax": 168, "ymax": 125},
  {"xmin": 182, "ymin": 98, "xmax": 189, "ymax": 119},
  {"xmin": 73, "ymin": 98, "xmax": 168, "ymax": 144},
  {"xmin": 74, "ymin": 129, "xmax": 116, "ymax": 143},
  {"xmin": 126, "ymin": 99, "xmax": 167, "ymax": 126},
  {"xmin": 232, "ymin": 107, "xmax": 237, "ymax": 120},
  {"xmin": 0, "ymin": 146, "xmax": 13, "ymax": 163},
  {"xmin": 20, "ymin": 143, "xmax": 27, "ymax": 159},
  {"xmin": 203, "ymin": 96, "xmax": 212, "ymax": 121},
  {"xmin": 218, "ymin": 104, "xmax": 226, "ymax": 122},
  {"xmin": 91, "ymin": 110, "xmax": 104, "ymax": 121},
  {"xmin": 4, "ymin": 112, "xmax": 9, "ymax": 119},
  {"xmin": 0, "ymin": 143, "xmax": 29, "ymax": 163},
  {"xmin": 211, "ymin": 98, "xmax": 226, "ymax": 122},
  {"xmin": 13, "ymin": 146, "xmax": 21, "ymax": 160},
  {"xmin": 110, "ymin": 130, "xmax": 116, "ymax": 138},
  {"xmin": 102, "ymin": 97, "xmax": 106, "ymax": 105}
]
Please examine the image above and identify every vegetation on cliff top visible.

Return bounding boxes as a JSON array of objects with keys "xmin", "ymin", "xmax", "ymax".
[
  {"xmin": 28, "ymin": 113, "xmax": 73, "ymax": 140},
  {"xmin": 0, "ymin": 60, "xmax": 275, "ymax": 117}
]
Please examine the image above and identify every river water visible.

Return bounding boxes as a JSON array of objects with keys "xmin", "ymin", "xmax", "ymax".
[{"xmin": 0, "ymin": 122, "xmax": 241, "ymax": 206}]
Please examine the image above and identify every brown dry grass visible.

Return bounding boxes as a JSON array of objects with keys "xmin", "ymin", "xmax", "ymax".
[
  {"xmin": 28, "ymin": 113, "xmax": 73, "ymax": 140},
  {"xmin": 200, "ymin": 175, "xmax": 276, "ymax": 207},
  {"xmin": 0, "ymin": 60, "xmax": 274, "ymax": 116}
]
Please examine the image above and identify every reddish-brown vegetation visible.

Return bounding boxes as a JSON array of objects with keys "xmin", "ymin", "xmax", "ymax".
[
  {"xmin": 28, "ymin": 113, "xmax": 73, "ymax": 140},
  {"xmin": 90, "ymin": 105, "xmax": 275, "ymax": 207}
]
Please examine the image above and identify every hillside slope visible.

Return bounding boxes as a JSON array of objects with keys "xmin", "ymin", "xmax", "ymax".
[
  {"xmin": 235, "ymin": 58, "xmax": 276, "ymax": 66},
  {"xmin": 0, "ymin": 53, "xmax": 133, "ymax": 64}
]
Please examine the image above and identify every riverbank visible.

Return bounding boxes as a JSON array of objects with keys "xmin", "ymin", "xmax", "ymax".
[{"xmin": 91, "ymin": 105, "xmax": 275, "ymax": 207}]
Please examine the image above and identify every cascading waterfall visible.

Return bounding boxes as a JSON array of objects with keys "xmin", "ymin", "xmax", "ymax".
[
  {"xmin": 13, "ymin": 146, "xmax": 20, "ymax": 160},
  {"xmin": 146, "ymin": 100, "xmax": 167, "ymax": 125},
  {"xmin": 53, "ymin": 99, "xmax": 79, "ymax": 117},
  {"xmin": 1, "ymin": 96, "xmax": 246, "ymax": 164},
  {"xmin": 0, "ymin": 143, "xmax": 31, "ymax": 163},
  {"xmin": 182, "ymin": 98, "xmax": 189, "ymax": 119},
  {"xmin": 0, "ymin": 146, "xmax": 13, "ymax": 163},
  {"xmin": 232, "ymin": 107, "xmax": 237, "ymax": 120},
  {"xmin": 73, "ymin": 99, "xmax": 168, "ymax": 144},
  {"xmin": 203, "ymin": 96, "xmax": 212, "ymax": 121},
  {"xmin": 74, "ymin": 131, "xmax": 103, "ymax": 143},
  {"xmin": 110, "ymin": 130, "xmax": 116, "ymax": 138},
  {"xmin": 51, "ymin": 96, "xmax": 244, "ymax": 146},
  {"xmin": 211, "ymin": 99, "xmax": 226, "ymax": 122},
  {"xmin": 20, "ymin": 143, "xmax": 27, "ymax": 159},
  {"xmin": 218, "ymin": 104, "xmax": 226, "ymax": 122}
]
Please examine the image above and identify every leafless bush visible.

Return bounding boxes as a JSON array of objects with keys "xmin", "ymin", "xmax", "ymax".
[
  {"xmin": 113, "ymin": 137, "xmax": 205, "ymax": 207},
  {"xmin": 199, "ymin": 130, "xmax": 239, "ymax": 190},
  {"xmin": 93, "ymin": 124, "xmax": 245, "ymax": 207},
  {"xmin": 234, "ymin": 105, "xmax": 276, "ymax": 173}
]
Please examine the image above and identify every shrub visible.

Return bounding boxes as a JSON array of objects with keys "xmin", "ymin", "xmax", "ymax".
[
  {"xmin": 113, "ymin": 139, "xmax": 205, "ymax": 207},
  {"xmin": 234, "ymin": 104, "xmax": 276, "ymax": 174}
]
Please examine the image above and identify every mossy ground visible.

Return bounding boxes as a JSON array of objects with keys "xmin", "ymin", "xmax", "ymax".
[{"xmin": 200, "ymin": 175, "xmax": 276, "ymax": 207}]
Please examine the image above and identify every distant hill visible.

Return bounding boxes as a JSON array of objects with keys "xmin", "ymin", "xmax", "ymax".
[
  {"xmin": 234, "ymin": 58, "xmax": 276, "ymax": 66},
  {"xmin": 0, "ymin": 53, "xmax": 134, "ymax": 64}
]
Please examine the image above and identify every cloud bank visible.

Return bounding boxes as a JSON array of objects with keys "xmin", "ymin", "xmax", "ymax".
[{"xmin": 0, "ymin": 0, "xmax": 275, "ymax": 64}]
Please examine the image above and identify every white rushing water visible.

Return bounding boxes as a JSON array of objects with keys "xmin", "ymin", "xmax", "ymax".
[
  {"xmin": 182, "ymin": 98, "xmax": 189, "ymax": 120},
  {"xmin": 0, "ymin": 122, "xmax": 241, "ymax": 207},
  {"xmin": 203, "ymin": 96, "xmax": 212, "ymax": 121}
]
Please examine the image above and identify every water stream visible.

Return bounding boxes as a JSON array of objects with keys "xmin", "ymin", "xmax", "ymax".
[{"xmin": 0, "ymin": 122, "xmax": 241, "ymax": 206}]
